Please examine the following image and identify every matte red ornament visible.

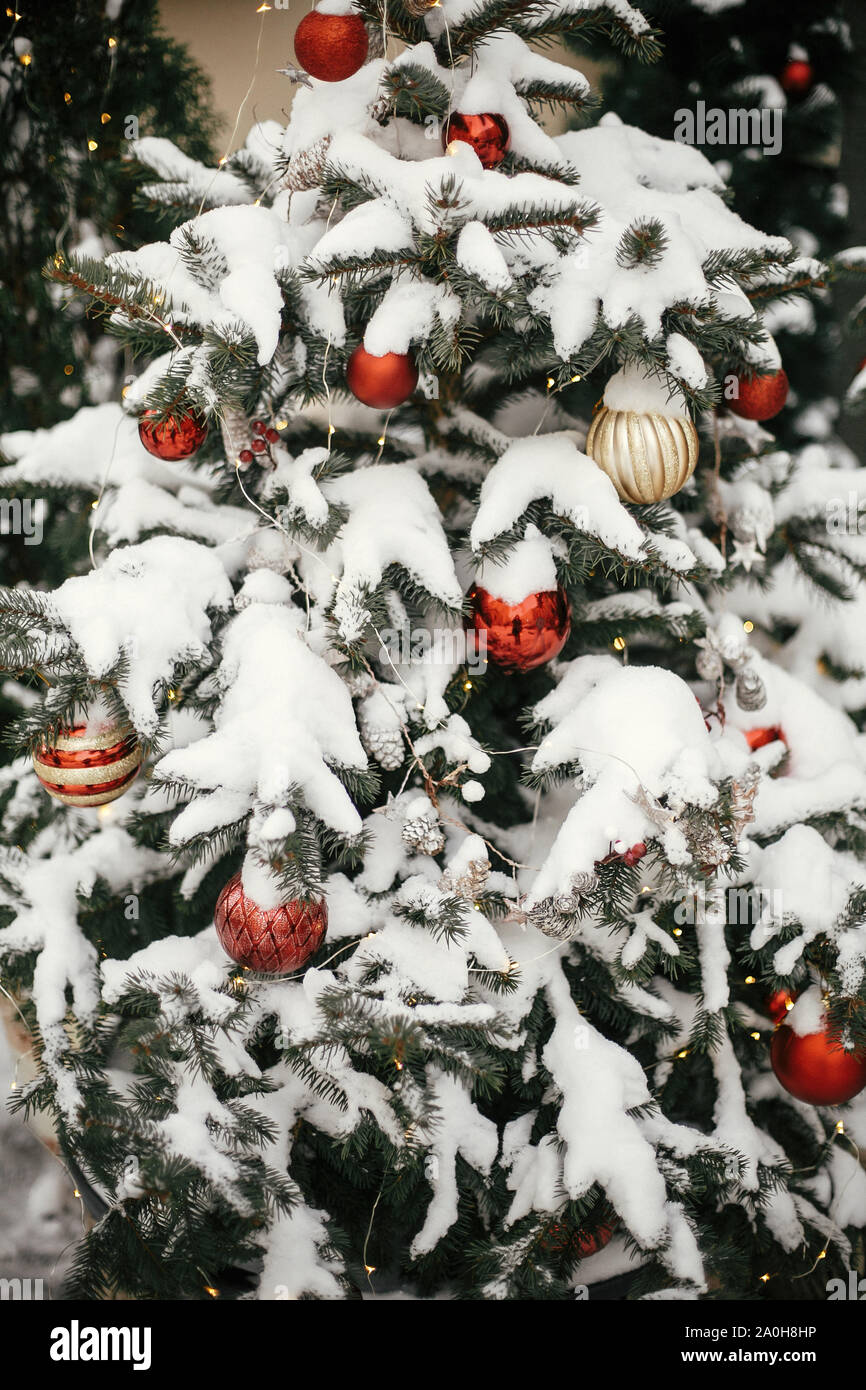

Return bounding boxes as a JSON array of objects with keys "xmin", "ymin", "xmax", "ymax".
[
  {"xmin": 541, "ymin": 1217, "xmax": 616, "ymax": 1259},
  {"xmin": 138, "ymin": 409, "xmax": 208, "ymax": 461},
  {"xmin": 442, "ymin": 111, "xmax": 510, "ymax": 169},
  {"xmin": 780, "ymin": 59, "xmax": 814, "ymax": 96},
  {"xmin": 744, "ymin": 725, "xmax": 786, "ymax": 752},
  {"xmin": 728, "ymin": 368, "xmax": 789, "ymax": 422},
  {"xmin": 469, "ymin": 585, "xmax": 570, "ymax": 673},
  {"xmin": 294, "ymin": 9, "xmax": 369, "ymax": 83},
  {"xmin": 214, "ymin": 871, "xmax": 328, "ymax": 974},
  {"xmin": 346, "ymin": 343, "xmax": 418, "ymax": 409},
  {"xmin": 765, "ymin": 988, "xmax": 796, "ymax": 1024},
  {"xmin": 771, "ymin": 1022, "xmax": 866, "ymax": 1106},
  {"xmin": 32, "ymin": 723, "xmax": 142, "ymax": 808}
]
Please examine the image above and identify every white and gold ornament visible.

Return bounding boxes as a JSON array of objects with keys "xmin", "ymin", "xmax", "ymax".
[{"xmin": 586, "ymin": 366, "xmax": 699, "ymax": 504}]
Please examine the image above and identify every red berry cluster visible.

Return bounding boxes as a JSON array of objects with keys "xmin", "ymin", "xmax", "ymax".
[
  {"xmin": 599, "ymin": 841, "xmax": 647, "ymax": 869},
  {"xmin": 238, "ymin": 419, "xmax": 281, "ymax": 468}
]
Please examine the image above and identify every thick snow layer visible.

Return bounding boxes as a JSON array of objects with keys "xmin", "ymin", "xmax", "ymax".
[
  {"xmin": 109, "ymin": 205, "xmax": 292, "ymax": 365},
  {"xmin": 0, "ymin": 403, "xmax": 194, "ymax": 492},
  {"xmin": 322, "ymin": 465, "xmax": 463, "ymax": 639},
  {"xmin": 471, "ymin": 433, "xmax": 646, "ymax": 561},
  {"xmin": 0, "ymin": 828, "xmax": 164, "ymax": 1116},
  {"xmin": 475, "ymin": 525, "xmax": 558, "ymax": 604},
  {"xmin": 528, "ymin": 663, "xmax": 719, "ymax": 902},
  {"xmin": 49, "ymin": 537, "xmax": 233, "ymax": 736},
  {"xmin": 603, "ymin": 362, "xmax": 690, "ymax": 416},
  {"xmin": 530, "ymin": 116, "xmax": 787, "ymax": 358},
  {"xmin": 158, "ymin": 603, "xmax": 368, "ymax": 841}
]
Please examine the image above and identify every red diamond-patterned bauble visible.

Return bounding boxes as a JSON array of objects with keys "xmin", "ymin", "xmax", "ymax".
[
  {"xmin": 32, "ymin": 722, "xmax": 142, "ymax": 807},
  {"xmin": 346, "ymin": 343, "xmax": 418, "ymax": 409},
  {"xmin": 728, "ymin": 369, "xmax": 789, "ymax": 422},
  {"xmin": 780, "ymin": 59, "xmax": 814, "ymax": 96},
  {"xmin": 745, "ymin": 725, "xmax": 786, "ymax": 752},
  {"xmin": 771, "ymin": 1022, "xmax": 866, "ymax": 1106},
  {"xmin": 442, "ymin": 112, "xmax": 510, "ymax": 169},
  {"xmin": 294, "ymin": 9, "xmax": 368, "ymax": 83},
  {"xmin": 765, "ymin": 987, "xmax": 797, "ymax": 1024},
  {"xmin": 541, "ymin": 1217, "xmax": 616, "ymax": 1259},
  {"xmin": 214, "ymin": 871, "xmax": 328, "ymax": 974},
  {"xmin": 469, "ymin": 585, "xmax": 570, "ymax": 673},
  {"xmin": 138, "ymin": 409, "xmax": 208, "ymax": 460}
]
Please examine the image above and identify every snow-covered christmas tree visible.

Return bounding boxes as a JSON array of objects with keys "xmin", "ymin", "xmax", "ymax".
[{"xmin": 2, "ymin": 0, "xmax": 866, "ymax": 1302}]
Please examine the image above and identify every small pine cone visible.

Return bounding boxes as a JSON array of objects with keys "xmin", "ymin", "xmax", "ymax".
[
  {"xmin": 246, "ymin": 528, "xmax": 296, "ymax": 574},
  {"xmin": 220, "ymin": 405, "xmax": 252, "ymax": 468},
  {"xmin": 527, "ymin": 899, "xmax": 579, "ymax": 942},
  {"xmin": 696, "ymin": 648, "xmax": 724, "ymax": 683},
  {"xmin": 283, "ymin": 135, "xmax": 332, "ymax": 193},
  {"xmin": 362, "ymin": 722, "xmax": 405, "ymax": 771},
  {"xmin": 402, "ymin": 815, "xmax": 445, "ymax": 856},
  {"xmin": 442, "ymin": 857, "xmax": 490, "ymax": 901},
  {"xmin": 735, "ymin": 667, "xmax": 767, "ymax": 712}
]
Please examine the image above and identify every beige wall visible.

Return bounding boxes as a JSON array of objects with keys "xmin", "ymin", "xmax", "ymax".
[{"xmin": 158, "ymin": 0, "xmax": 599, "ymax": 150}]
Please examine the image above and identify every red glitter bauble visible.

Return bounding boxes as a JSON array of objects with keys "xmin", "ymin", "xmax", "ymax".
[
  {"xmin": 771, "ymin": 1023, "xmax": 866, "ymax": 1106},
  {"xmin": 765, "ymin": 988, "xmax": 796, "ymax": 1024},
  {"xmin": 346, "ymin": 343, "xmax": 418, "ymax": 409},
  {"xmin": 469, "ymin": 585, "xmax": 570, "ymax": 673},
  {"xmin": 442, "ymin": 112, "xmax": 510, "ymax": 169},
  {"xmin": 294, "ymin": 10, "xmax": 369, "ymax": 83},
  {"xmin": 32, "ymin": 722, "xmax": 142, "ymax": 808},
  {"xmin": 138, "ymin": 409, "xmax": 208, "ymax": 461},
  {"xmin": 728, "ymin": 369, "xmax": 789, "ymax": 422},
  {"xmin": 214, "ymin": 871, "xmax": 328, "ymax": 974},
  {"xmin": 780, "ymin": 59, "xmax": 814, "ymax": 96},
  {"xmin": 744, "ymin": 725, "xmax": 786, "ymax": 752}
]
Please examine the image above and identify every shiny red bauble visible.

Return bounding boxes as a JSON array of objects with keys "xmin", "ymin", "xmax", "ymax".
[
  {"xmin": 214, "ymin": 871, "xmax": 328, "ymax": 974},
  {"xmin": 469, "ymin": 585, "xmax": 571, "ymax": 673},
  {"xmin": 728, "ymin": 368, "xmax": 789, "ymax": 422},
  {"xmin": 138, "ymin": 409, "xmax": 208, "ymax": 460},
  {"xmin": 765, "ymin": 988, "xmax": 796, "ymax": 1024},
  {"xmin": 770, "ymin": 1023, "xmax": 866, "ymax": 1106},
  {"xmin": 294, "ymin": 9, "xmax": 369, "ymax": 83},
  {"xmin": 745, "ymin": 725, "xmax": 786, "ymax": 752},
  {"xmin": 780, "ymin": 60, "xmax": 814, "ymax": 96},
  {"xmin": 442, "ymin": 112, "xmax": 510, "ymax": 169},
  {"xmin": 346, "ymin": 343, "xmax": 418, "ymax": 409},
  {"xmin": 32, "ymin": 722, "xmax": 142, "ymax": 808}
]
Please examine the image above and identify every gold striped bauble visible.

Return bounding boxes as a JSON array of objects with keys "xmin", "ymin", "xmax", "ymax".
[
  {"xmin": 586, "ymin": 406, "xmax": 699, "ymax": 504},
  {"xmin": 32, "ymin": 723, "xmax": 142, "ymax": 808}
]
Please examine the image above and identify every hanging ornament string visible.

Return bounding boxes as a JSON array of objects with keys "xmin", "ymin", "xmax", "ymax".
[
  {"xmin": 194, "ymin": 3, "xmax": 273, "ymax": 221},
  {"xmin": 87, "ymin": 408, "xmax": 126, "ymax": 570},
  {"xmin": 533, "ymin": 344, "xmax": 611, "ymax": 436}
]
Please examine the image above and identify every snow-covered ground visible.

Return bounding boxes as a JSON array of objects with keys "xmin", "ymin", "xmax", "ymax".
[{"xmin": 0, "ymin": 1027, "xmax": 81, "ymax": 1296}]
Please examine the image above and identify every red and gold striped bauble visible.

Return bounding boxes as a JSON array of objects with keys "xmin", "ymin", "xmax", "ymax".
[{"xmin": 32, "ymin": 723, "xmax": 142, "ymax": 807}]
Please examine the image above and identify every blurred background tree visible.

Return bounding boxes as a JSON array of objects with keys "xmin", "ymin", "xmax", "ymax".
[{"xmin": 1, "ymin": 0, "xmax": 216, "ymax": 436}]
